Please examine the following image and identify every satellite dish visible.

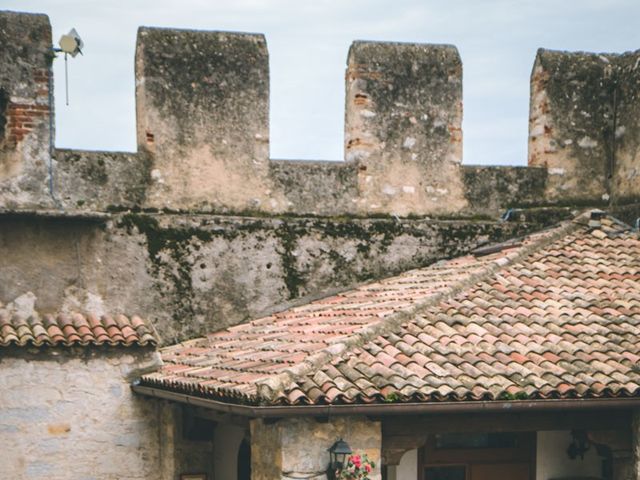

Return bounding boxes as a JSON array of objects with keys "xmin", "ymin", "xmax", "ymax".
[
  {"xmin": 58, "ymin": 28, "xmax": 84, "ymax": 57},
  {"xmin": 53, "ymin": 28, "xmax": 85, "ymax": 105}
]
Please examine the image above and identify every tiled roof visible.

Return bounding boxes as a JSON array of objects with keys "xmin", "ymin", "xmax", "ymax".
[
  {"xmin": 140, "ymin": 211, "xmax": 640, "ymax": 406},
  {"xmin": 0, "ymin": 310, "xmax": 158, "ymax": 347}
]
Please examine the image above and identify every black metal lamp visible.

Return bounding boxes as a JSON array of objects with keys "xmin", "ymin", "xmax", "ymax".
[
  {"xmin": 567, "ymin": 430, "xmax": 591, "ymax": 460},
  {"xmin": 327, "ymin": 438, "xmax": 352, "ymax": 479}
]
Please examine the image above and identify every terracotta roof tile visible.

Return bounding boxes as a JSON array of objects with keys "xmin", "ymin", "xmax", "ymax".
[
  {"xmin": 140, "ymin": 211, "xmax": 640, "ymax": 406},
  {"xmin": 0, "ymin": 309, "xmax": 157, "ymax": 347}
]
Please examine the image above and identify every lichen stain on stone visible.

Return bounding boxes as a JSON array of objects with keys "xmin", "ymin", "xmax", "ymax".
[
  {"xmin": 109, "ymin": 211, "xmax": 545, "ymax": 341},
  {"xmin": 118, "ymin": 213, "xmax": 215, "ymax": 339}
]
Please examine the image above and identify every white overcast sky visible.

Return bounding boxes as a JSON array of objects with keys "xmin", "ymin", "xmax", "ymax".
[{"xmin": 3, "ymin": 0, "xmax": 640, "ymax": 165}]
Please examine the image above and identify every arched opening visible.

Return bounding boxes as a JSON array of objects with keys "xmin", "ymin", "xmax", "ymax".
[{"xmin": 237, "ymin": 438, "xmax": 251, "ymax": 480}]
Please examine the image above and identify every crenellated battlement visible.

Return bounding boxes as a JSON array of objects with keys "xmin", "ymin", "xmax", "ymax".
[{"xmin": 1, "ymin": 10, "xmax": 639, "ymax": 217}]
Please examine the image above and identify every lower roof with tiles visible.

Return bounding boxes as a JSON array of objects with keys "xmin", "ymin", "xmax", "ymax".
[
  {"xmin": 139, "ymin": 211, "xmax": 640, "ymax": 406},
  {"xmin": 0, "ymin": 310, "xmax": 158, "ymax": 347}
]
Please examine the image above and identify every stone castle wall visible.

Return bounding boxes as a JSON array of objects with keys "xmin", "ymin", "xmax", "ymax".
[
  {"xmin": 1, "ymin": 10, "xmax": 639, "ymax": 343},
  {"xmin": 0, "ymin": 212, "xmax": 542, "ymax": 344},
  {"xmin": 0, "ymin": 347, "xmax": 218, "ymax": 480}
]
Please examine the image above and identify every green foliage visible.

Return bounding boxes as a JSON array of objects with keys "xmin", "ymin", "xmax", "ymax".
[
  {"xmin": 383, "ymin": 392, "xmax": 400, "ymax": 403},
  {"xmin": 499, "ymin": 391, "xmax": 529, "ymax": 401}
]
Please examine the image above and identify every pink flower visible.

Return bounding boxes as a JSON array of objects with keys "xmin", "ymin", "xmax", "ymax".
[{"xmin": 339, "ymin": 452, "xmax": 373, "ymax": 479}]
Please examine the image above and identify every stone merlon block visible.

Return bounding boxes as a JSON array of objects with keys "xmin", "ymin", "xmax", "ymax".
[
  {"xmin": 611, "ymin": 49, "xmax": 640, "ymax": 203},
  {"xmin": 0, "ymin": 11, "xmax": 51, "ymax": 101},
  {"xmin": 528, "ymin": 48, "xmax": 614, "ymax": 203},
  {"xmin": 135, "ymin": 27, "xmax": 272, "ymax": 211},
  {"xmin": 528, "ymin": 47, "xmax": 640, "ymax": 204},
  {"xmin": 0, "ymin": 11, "xmax": 54, "ymax": 209},
  {"xmin": 345, "ymin": 41, "xmax": 466, "ymax": 216}
]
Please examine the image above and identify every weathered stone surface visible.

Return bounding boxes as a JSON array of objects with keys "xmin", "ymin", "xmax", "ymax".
[
  {"xmin": 462, "ymin": 165, "xmax": 548, "ymax": 214},
  {"xmin": 0, "ymin": 212, "xmax": 547, "ymax": 343},
  {"xmin": 251, "ymin": 416, "xmax": 381, "ymax": 480},
  {"xmin": 136, "ymin": 27, "xmax": 275, "ymax": 212},
  {"xmin": 55, "ymin": 148, "xmax": 152, "ymax": 210},
  {"xmin": 0, "ymin": 348, "xmax": 163, "ymax": 480},
  {"xmin": 251, "ymin": 418, "xmax": 283, "ymax": 480},
  {"xmin": 345, "ymin": 41, "xmax": 465, "ymax": 216},
  {"xmin": 0, "ymin": 11, "xmax": 54, "ymax": 210},
  {"xmin": 4, "ymin": 10, "xmax": 640, "ymax": 480},
  {"xmin": 269, "ymin": 159, "xmax": 359, "ymax": 216},
  {"xmin": 612, "ymin": 50, "xmax": 640, "ymax": 204},
  {"xmin": 4, "ymin": 11, "xmax": 637, "ymax": 218},
  {"xmin": 529, "ymin": 47, "xmax": 640, "ymax": 209},
  {"xmin": 0, "ymin": 215, "xmax": 156, "ymax": 328},
  {"xmin": 528, "ymin": 49, "xmax": 608, "ymax": 200}
]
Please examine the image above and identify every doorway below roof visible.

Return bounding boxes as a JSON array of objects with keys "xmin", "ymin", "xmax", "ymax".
[
  {"xmin": 385, "ymin": 430, "xmax": 607, "ymax": 480},
  {"xmin": 419, "ymin": 431, "xmax": 534, "ymax": 480}
]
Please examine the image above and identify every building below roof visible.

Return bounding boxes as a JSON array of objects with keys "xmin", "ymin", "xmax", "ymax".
[
  {"xmin": 0, "ymin": 303, "xmax": 163, "ymax": 479},
  {"xmin": 128, "ymin": 211, "xmax": 640, "ymax": 480}
]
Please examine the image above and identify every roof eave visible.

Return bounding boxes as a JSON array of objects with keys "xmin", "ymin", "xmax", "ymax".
[{"xmin": 131, "ymin": 384, "xmax": 640, "ymax": 418}]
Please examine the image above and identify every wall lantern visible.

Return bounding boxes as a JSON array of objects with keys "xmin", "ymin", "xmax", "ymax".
[
  {"xmin": 327, "ymin": 438, "xmax": 352, "ymax": 479},
  {"xmin": 567, "ymin": 430, "xmax": 591, "ymax": 460}
]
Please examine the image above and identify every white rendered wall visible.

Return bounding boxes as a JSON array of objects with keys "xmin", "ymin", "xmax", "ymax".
[
  {"xmin": 536, "ymin": 431, "xmax": 602, "ymax": 480},
  {"xmin": 396, "ymin": 448, "xmax": 418, "ymax": 480}
]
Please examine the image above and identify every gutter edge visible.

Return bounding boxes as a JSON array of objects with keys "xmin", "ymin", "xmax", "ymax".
[{"xmin": 131, "ymin": 384, "xmax": 640, "ymax": 418}]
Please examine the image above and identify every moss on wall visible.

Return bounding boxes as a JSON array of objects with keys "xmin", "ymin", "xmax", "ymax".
[{"xmin": 108, "ymin": 212, "xmax": 554, "ymax": 341}]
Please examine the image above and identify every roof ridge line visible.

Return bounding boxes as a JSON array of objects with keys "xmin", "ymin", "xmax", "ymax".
[{"xmin": 255, "ymin": 215, "xmax": 586, "ymax": 402}]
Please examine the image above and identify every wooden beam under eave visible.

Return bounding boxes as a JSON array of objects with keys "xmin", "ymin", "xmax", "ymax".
[
  {"xmin": 381, "ymin": 409, "xmax": 632, "ymax": 437},
  {"xmin": 190, "ymin": 405, "xmax": 250, "ymax": 428}
]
